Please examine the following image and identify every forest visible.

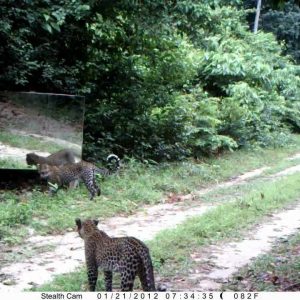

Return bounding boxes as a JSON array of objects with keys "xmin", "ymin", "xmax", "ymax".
[{"xmin": 1, "ymin": 0, "xmax": 300, "ymax": 161}]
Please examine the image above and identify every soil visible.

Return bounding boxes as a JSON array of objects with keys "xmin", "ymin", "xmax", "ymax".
[
  {"xmin": 172, "ymin": 202, "xmax": 300, "ymax": 291},
  {"xmin": 0, "ymin": 157, "xmax": 299, "ymax": 292},
  {"xmin": 0, "ymin": 98, "xmax": 82, "ymax": 143},
  {"xmin": 0, "ymin": 142, "xmax": 50, "ymax": 163}
]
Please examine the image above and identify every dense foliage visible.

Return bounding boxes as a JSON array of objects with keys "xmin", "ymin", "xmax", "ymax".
[
  {"xmin": 0, "ymin": 0, "xmax": 299, "ymax": 161},
  {"xmin": 261, "ymin": 1, "xmax": 300, "ymax": 63},
  {"xmin": 245, "ymin": 0, "xmax": 300, "ymax": 63}
]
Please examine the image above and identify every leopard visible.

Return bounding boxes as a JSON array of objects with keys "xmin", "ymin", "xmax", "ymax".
[
  {"xmin": 75, "ymin": 218, "xmax": 158, "ymax": 292},
  {"xmin": 38, "ymin": 154, "xmax": 120, "ymax": 200},
  {"xmin": 26, "ymin": 149, "xmax": 76, "ymax": 166}
]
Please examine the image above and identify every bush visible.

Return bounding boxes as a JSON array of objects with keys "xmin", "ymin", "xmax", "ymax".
[
  {"xmin": 1, "ymin": 0, "xmax": 299, "ymax": 161},
  {"xmin": 0, "ymin": 200, "xmax": 32, "ymax": 227},
  {"xmin": 261, "ymin": 0, "xmax": 300, "ymax": 64}
]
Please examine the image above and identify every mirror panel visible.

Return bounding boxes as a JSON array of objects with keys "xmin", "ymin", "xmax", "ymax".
[{"xmin": 0, "ymin": 92, "xmax": 85, "ymax": 169}]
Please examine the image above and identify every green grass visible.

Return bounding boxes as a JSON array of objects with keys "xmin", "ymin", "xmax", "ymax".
[
  {"xmin": 32, "ymin": 172, "xmax": 300, "ymax": 291},
  {"xmin": 1, "ymin": 135, "xmax": 298, "ymax": 291},
  {"xmin": 0, "ymin": 131, "xmax": 62, "ymax": 153},
  {"xmin": 30, "ymin": 267, "xmax": 104, "ymax": 292},
  {"xmin": 0, "ymin": 158, "xmax": 27, "ymax": 169},
  {"xmin": 263, "ymin": 157, "xmax": 300, "ymax": 176},
  {"xmin": 223, "ymin": 233, "xmax": 300, "ymax": 291},
  {"xmin": 148, "ymin": 172, "xmax": 300, "ymax": 277},
  {"xmin": 1, "ymin": 134, "xmax": 300, "ymax": 245}
]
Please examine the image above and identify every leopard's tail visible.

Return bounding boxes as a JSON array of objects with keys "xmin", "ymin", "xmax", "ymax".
[
  {"xmin": 138, "ymin": 246, "xmax": 156, "ymax": 291},
  {"xmin": 106, "ymin": 154, "xmax": 120, "ymax": 172}
]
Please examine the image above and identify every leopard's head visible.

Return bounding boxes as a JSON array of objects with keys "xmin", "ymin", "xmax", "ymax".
[
  {"xmin": 38, "ymin": 164, "xmax": 51, "ymax": 179},
  {"xmin": 26, "ymin": 153, "xmax": 39, "ymax": 165},
  {"xmin": 75, "ymin": 218, "xmax": 99, "ymax": 239}
]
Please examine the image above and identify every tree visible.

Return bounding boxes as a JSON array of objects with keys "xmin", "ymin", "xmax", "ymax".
[
  {"xmin": 261, "ymin": 0, "xmax": 300, "ymax": 63},
  {"xmin": 0, "ymin": 0, "xmax": 299, "ymax": 161},
  {"xmin": 254, "ymin": 0, "xmax": 263, "ymax": 33}
]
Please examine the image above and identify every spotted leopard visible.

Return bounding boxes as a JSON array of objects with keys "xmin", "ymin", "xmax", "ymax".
[
  {"xmin": 26, "ymin": 149, "xmax": 76, "ymax": 166},
  {"xmin": 76, "ymin": 218, "xmax": 159, "ymax": 291},
  {"xmin": 38, "ymin": 154, "xmax": 120, "ymax": 200}
]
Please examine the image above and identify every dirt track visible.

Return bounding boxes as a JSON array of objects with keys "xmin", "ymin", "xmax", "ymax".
[
  {"xmin": 172, "ymin": 201, "xmax": 300, "ymax": 291},
  {"xmin": 0, "ymin": 157, "xmax": 299, "ymax": 291}
]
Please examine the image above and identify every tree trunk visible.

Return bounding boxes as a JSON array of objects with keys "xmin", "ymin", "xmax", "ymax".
[{"xmin": 254, "ymin": 0, "xmax": 262, "ymax": 33}]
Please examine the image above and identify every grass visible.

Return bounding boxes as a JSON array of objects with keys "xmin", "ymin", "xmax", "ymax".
[
  {"xmin": 0, "ymin": 158, "xmax": 27, "ymax": 169},
  {"xmin": 30, "ymin": 267, "xmax": 104, "ymax": 292},
  {"xmin": 0, "ymin": 131, "xmax": 62, "ymax": 153},
  {"xmin": 32, "ymin": 172, "xmax": 300, "ymax": 291},
  {"xmin": 148, "ymin": 172, "xmax": 300, "ymax": 276},
  {"xmin": 1, "ymin": 134, "xmax": 300, "ymax": 245},
  {"xmin": 223, "ymin": 233, "xmax": 300, "ymax": 291},
  {"xmin": 263, "ymin": 156, "xmax": 300, "ymax": 176}
]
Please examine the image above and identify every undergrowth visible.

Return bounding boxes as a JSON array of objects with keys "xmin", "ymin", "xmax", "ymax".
[{"xmin": 1, "ymin": 134, "xmax": 300, "ymax": 245}]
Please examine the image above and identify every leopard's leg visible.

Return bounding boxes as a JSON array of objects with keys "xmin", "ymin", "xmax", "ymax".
[
  {"xmin": 93, "ymin": 170, "xmax": 101, "ymax": 196},
  {"xmin": 120, "ymin": 271, "xmax": 135, "ymax": 291},
  {"xmin": 120, "ymin": 263, "xmax": 138, "ymax": 292},
  {"xmin": 104, "ymin": 271, "xmax": 113, "ymax": 292},
  {"xmin": 137, "ymin": 265, "xmax": 148, "ymax": 291},
  {"xmin": 97, "ymin": 186, "xmax": 101, "ymax": 196},
  {"xmin": 68, "ymin": 179, "xmax": 79, "ymax": 189},
  {"xmin": 82, "ymin": 172, "xmax": 97, "ymax": 200},
  {"xmin": 86, "ymin": 258, "xmax": 98, "ymax": 291}
]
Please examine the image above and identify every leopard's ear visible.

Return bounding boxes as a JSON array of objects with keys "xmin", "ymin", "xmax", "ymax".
[
  {"xmin": 75, "ymin": 218, "xmax": 82, "ymax": 229},
  {"xmin": 93, "ymin": 219, "xmax": 99, "ymax": 226}
]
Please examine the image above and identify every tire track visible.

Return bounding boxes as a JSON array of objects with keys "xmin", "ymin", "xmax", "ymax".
[
  {"xmin": 0, "ymin": 160, "xmax": 299, "ymax": 291},
  {"xmin": 173, "ymin": 201, "xmax": 300, "ymax": 291}
]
